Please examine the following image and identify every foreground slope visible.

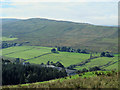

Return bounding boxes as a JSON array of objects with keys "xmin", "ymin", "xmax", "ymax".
[
  {"xmin": 3, "ymin": 71, "xmax": 118, "ymax": 88},
  {"xmin": 2, "ymin": 18, "xmax": 118, "ymax": 52}
]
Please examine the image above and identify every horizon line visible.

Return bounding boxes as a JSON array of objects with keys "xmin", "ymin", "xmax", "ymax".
[{"xmin": 0, "ymin": 17, "xmax": 118, "ymax": 26}]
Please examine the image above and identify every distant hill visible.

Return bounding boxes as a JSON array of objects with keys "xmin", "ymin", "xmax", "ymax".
[
  {"xmin": 2, "ymin": 18, "xmax": 118, "ymax": 52},
  {"xmin": 1, "ymin": 18, "xmax": 21, "ymax": 24}
]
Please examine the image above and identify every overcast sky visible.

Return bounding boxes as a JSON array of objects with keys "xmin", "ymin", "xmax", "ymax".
[{"xmin": 0, "ymin": 0, "xmax": 119, "ymax": 25}]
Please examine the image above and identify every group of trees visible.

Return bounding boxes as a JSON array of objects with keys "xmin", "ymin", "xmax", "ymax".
[
  {"xmin": 1, "ymin": 42, "xmax": 22, "ymax": 49},
  {"xmin": 51, "ymin": 46, "xmax": 89, "ymax": 54},
  {"xmin": 76, "ymin": 66, "xmax": 102, "ymax": 74},
  {"xmin": 46, "ymin": 61, "xmax": 64, "ymax": 68},
  {"xmin": 100, "ymin": 52, "xmax": 114, "ymax": 57},
  {"xmin": 51, "ymin": 48, "xmax": 57, "ymax": 53},
  {"xmin": 2, "ymin": 59, "xmax": 67, "ymax": 85}
]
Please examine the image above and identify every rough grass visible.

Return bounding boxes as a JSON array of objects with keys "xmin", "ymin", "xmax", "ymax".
[
  {"xmin": 2, "ymin": 71, "xmax": 118, "ymax": 89},
  {"xmin": 2, "ymin": 18, "xmax": 118, "ymax": 53}
]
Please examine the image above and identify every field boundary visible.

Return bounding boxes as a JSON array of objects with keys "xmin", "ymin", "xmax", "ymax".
[
  {"xmin": 67, "ymin": 56, "xmax": 100, "ymax": 69},
  {"xmin": 99, "ymin": 60, "xmax": 119, "ymax": 69},
  {"xmin": 26, "ymin": 53, "xmax": 52, "ymax": 61}
]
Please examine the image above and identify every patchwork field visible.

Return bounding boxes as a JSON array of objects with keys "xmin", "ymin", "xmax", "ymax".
[
  {"xmin": 74, "ymin": 56, "xmax": 118, "ymax": 70},
  {"xmin": 2, "ymin": 46, "xmax": 118, "ymax": 69}
]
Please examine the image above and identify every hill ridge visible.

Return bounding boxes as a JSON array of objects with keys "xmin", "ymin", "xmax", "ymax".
[{"xmin": 2, "ymin": 18, "xmax": 118, "ymax": 52}]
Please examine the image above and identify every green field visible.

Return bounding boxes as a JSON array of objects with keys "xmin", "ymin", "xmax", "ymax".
[
  {"xmin": 2, "ymin": 37, "xmax": 18, "ymax": 41},
  {"xmin": 74, "ymin": 56, "xmax": 118, "ymax": 70},
  {"xmin": 2, "ymin": 46, "xmax": 90, "ymax": 67},
  {"xmin": 2, "ymin": 46, "xmax": 118, "ymax": 69},
  {"xmin": 27, "ymin": 52, "xmax": 90, "ymax": 67}
]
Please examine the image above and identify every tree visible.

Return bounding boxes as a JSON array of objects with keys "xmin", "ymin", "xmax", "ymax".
[
  {"xmin": 81, "ymin": 49, "xmax": 87, "ymax": 54},
  {"xmin": 57, "ymin": 47, "xmax": 61, "ymax": 51},
  {"xmin": 41, "ymin": 63, "xmax": 44, "ymax": 65},
  {"xmin": 100, "ymin": 52, "xmax": 114, "ymax": 57},
  {"xmin": 66, "ymin": 47, "xmax": 71, "ymax": 52},
  {"xmin": 90, "ymin": 53, "xmax": 92, "ymax": 59},
  {"xmin": 82, "ymin": 68, "xmax": 88, "ymax": 72},
  {"xmin": 51, "ymin": 48, "xmax": 56, "ymax": 53},
  {"xmin": 56, "ymin": 61, "xmax": 64, "ymax": 68},
  {"xmin": 100, "ymin": 52, "xmax": 105, "ymax": 57},
  {"xmin": 105, "ymin": 52, "xmax": 114, "ymax": 57},
  {"xmin": 9, "ymin": 35, "xmax": 14, "ymax": 38},
  {"xmin": 47, "ymin": 61, "xmax": 50, "ymax": 65},
  {"xmin": 89, "ymin": 66, "xmax": 101, "ymax": 71},
  {"xmin": 61, "ymin": 46, "xmax": 67, "ymax": 52},
  {"xmin": 77, "ymin": 49, "xmax": 81, "ymax": 53}
]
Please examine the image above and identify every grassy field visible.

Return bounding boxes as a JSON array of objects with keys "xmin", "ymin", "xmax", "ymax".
[
  {"xmin": 2, "ymin": 46, "xmax": 52, "ymax": 59},
  {"xmin": 2, "ymin": 46, "xmax": 118, "ymax": 69},
  {"xmin": 2, "ymin": 46, "xmax": 90, "ymax": 67},
  {"xmin": 2, "ymin": 71, "xmax": 118, "ymax": 88},
  {"xmin": 27, "ymin": 52, "xmax": 91, "ymax": 67},
  {"xmin": 2, "ymin": 37, "xmax": 18, "ymax": 41},
  {"xmin": 74, "ymin": 56, "xmax": 118, "ymax": 70}
]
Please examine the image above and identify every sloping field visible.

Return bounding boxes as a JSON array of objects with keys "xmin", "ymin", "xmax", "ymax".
[
  {"xmin": 2, "ymin": 37, "xmax": 18, "ymax": 41},
  {"xmin": 2, "ymin": 46, "xmax": 90, "ymax": 67},
  {"xmin": 74, "ymin": 56, "xmax": 118, "ymax": 70},
  {"xmin": 3, "ymin": 71, "xmax": 118, "ymax": 88},
  {"xmin": 2, "ymin": 46, "xmax": 118, "ymax": 69},
  {"xmin": 27, "ymin": 52, "xmax": 90, "ymax": 67},
  {"xmin": 2, "ymin": 46, "xmax": 52, "ymax": 59}
]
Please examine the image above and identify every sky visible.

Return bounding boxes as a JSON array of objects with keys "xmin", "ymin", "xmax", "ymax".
[{"xmin": 0, "ymin": 0, "xmax": 119, "ymax": 26}]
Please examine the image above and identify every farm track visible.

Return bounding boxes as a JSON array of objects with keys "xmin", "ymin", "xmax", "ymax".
[{"xmin": 3, "ymin": 47, "xmax": 35, "ymax": 55}]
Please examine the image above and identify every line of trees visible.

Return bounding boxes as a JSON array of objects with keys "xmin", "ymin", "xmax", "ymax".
[
  {"xmin": 56, "ymin": 46, "xmax": 89, "ymax": 54},
  {"xmin": 1, "ymin": 42, "xmax": 22, "ymax": 49},
  {"xmin": 100, "ymin": 52, "xmax": 114, "ymax": 57},
  {"xmin": 46, "ymin": 61, "xmax": 64, "ymax": 68},
  {"xmin": 76, "ymin": 66, "xmax": 102, "ymax": 74}
]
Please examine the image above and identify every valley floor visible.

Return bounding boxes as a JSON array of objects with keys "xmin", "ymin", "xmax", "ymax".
[{"xmin": 2, "ymin": 46, "xmax": 118, "ymax": 70}]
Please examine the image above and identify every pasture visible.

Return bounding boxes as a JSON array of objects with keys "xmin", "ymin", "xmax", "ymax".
[
  {"xmin": 2, "ymin": 46, "xmax": 90, "ymax": 67},
  {"xmin": 74, "ymin": 56, "xmax": 118, "ymax": 70},
  {"xmin": 2, "ymin": 46, "xmax": 118, "ymax": 69},
  {"xmin": 2, "ymin": 37, "xmax": 18, "ymax": 41}
]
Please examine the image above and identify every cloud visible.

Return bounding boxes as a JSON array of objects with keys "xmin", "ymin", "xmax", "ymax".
[
  {"xmin": 1, "ymin": 0, "xmax": 119, "ymax": 2},
  {"xmin": 1, "ymin": 2, "xmax": 118, "ymax": 25}
]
